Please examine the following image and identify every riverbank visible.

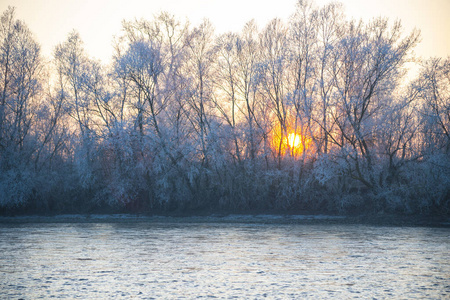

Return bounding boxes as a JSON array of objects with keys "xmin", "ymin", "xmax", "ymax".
[{"xmin": 1, "ymin": 213, "xmax": 449, "ymax": 227}]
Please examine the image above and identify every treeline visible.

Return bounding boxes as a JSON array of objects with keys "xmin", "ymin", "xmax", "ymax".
[{"xmin": 1, "ymin": 1, "xmax": 449, "ymax": 215}]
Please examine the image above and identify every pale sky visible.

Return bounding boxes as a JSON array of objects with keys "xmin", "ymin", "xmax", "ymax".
[{"xmin": 1, "ymin": 0, "xmax": 449, "ymax": 64}]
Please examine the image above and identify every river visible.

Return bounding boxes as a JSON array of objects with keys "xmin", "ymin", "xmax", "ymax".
[{"xmin": 1, "ymin": 221, "xmax": 449, "ymax": 299}]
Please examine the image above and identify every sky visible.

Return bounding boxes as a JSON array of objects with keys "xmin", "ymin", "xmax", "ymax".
[{"xmin": 0, "ymin": 0, "xmax": 449, "ymax": 64}]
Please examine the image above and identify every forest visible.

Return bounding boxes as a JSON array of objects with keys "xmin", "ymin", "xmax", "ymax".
[{"xmin": 0, "ymin": 0, "xmax": 449, "ymax": 215}]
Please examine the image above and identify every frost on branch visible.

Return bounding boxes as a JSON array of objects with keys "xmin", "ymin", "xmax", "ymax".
[{"xmin": 0, "ymin": 3, "xmax": 448, "ymax": 215}]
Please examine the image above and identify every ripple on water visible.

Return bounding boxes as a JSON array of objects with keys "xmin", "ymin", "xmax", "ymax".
[{"xmin": 0, "ymin": 223, "xmax": 449, "ymax": 298}]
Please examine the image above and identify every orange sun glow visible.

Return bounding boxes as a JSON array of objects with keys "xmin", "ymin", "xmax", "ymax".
[
  {"xmin": 287, "ymin": 133, "xmax": 301, "ymax": 149},
  {"xmin": 271, "ymin": 126, "xmax": 312, "ymax": 158}
]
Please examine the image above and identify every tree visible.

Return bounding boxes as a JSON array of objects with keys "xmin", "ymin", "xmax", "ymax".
[
  {"xmin": 54, "ymin": 31, "xmax": 99, "ymax": 191},
  {"xmin": 328, "ymin": 18, "xmax": 419, "ymax": 190},
  {"xmin": 184, "ymin": 20, "xmax": 216, "ymax": 168},
  {"xmin": 257, "ymin": 18, "xmax": 290, "ymax": 167},
  {"xmin": 1, "ymin": 2, "xmax": 449, "ymax": 215},
  {"xmin": 314, "ymin": 1, "xmax": 344, "ymax": 154},
  {"xmin": 0, "ymin": 7, "xmax": 42, "ymax": 153},
  {"xmin": 418, "ymin": 57, "xmax": 450, "ymax": 154},
  {"xmin": 0, "ymin": 7, "xmax": 43, "ymax": 207},
  {"xmin": 287, "ymin": 0, "xmax": 319, "ymax": 159}
]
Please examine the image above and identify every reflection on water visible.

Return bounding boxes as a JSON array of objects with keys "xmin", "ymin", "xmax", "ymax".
[{"xmin": 1, "ymin": 223, "xmax": 449, "ymax": 298}]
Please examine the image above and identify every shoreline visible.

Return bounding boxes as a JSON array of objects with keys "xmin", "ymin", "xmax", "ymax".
[{"xmin": 0, "ymin": 213, "xmax": 449, "ymax": 227}]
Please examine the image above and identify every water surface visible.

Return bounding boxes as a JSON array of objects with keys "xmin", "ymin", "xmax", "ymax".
[{"xmin": 1, "ymin": 222, "xmax": 449, "ymax": 298}]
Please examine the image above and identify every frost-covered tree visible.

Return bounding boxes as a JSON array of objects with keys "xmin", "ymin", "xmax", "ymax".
[
  {"xmin": 54, "ymin": 31, "xmax": 100, "ymax": 191},
  {"xmin": 410, "ymin": 57, "xmax": 450, "ymax": 213},
  {"xmin": 326, "ymin": 18, "xmax": 419, "ymax": 190},
  {"xmin": 418, "ymin": 57, "xmax": 450, "ymax": 154},
  {"xmin": 256, "ymin": 18, "xmax": 290, "ymax": 167},
  {"xmin": 0, "ymin": 7, "xmax": 43, "ymax": 207},
  {"xmin": 287, "ymin": 0, "xmax": 319, "ymax": 158},
  {"xmin": 314, "ymin": 2, "xmax": 344, "ymax": 154},
  {"xmin": 1, "ymin": 2, "xmax": 449, "ymax": 215}
]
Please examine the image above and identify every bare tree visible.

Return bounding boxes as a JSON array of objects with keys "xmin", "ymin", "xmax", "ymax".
[
  {"xmin": 54, "ymin": 31, "xmax": 92, "ymax": 138},
  {"xmin": 287, "ymin": 0, "xmax": 319, "ymax": 159},
  {"xmin": 0, "ymin": 7, "xmax": 43, "ymax": 206},
  {"xmin": 314, "ymin": 2, "xmax": 344, "ymax": 154},
  {"xmin": 0, "ymin": 7, "xmax": 42, "ymax": 153},
  {"xmin": 418, "ymin": 57, "xmax": 450, "ymax": 154},
  {"xmin": 329, "ymin": 18, "xmax": 420, "ymax": 190},
  {"xmin": 184, "ymin": 19, "xmax": 216, "ymax": 167},
  {"xmin": 257, "ymin": 18, "xmax": 290, "ymax": 167}
]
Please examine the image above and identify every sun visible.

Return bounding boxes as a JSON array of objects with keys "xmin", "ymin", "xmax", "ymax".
[
  {"xmin": 284, "ymin": 132, "xmax": 310, "ymax": 156},
  {"xmin": 269, "ymin": 118, "xmax": 313, "ymax": 158},
  {"xmin": 287, "ymin": 133, "xmax": 301, "ymax": 149},
  {"xmin": 271, "ymin": 129, "xmax": 311, "ymax": 157}
]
